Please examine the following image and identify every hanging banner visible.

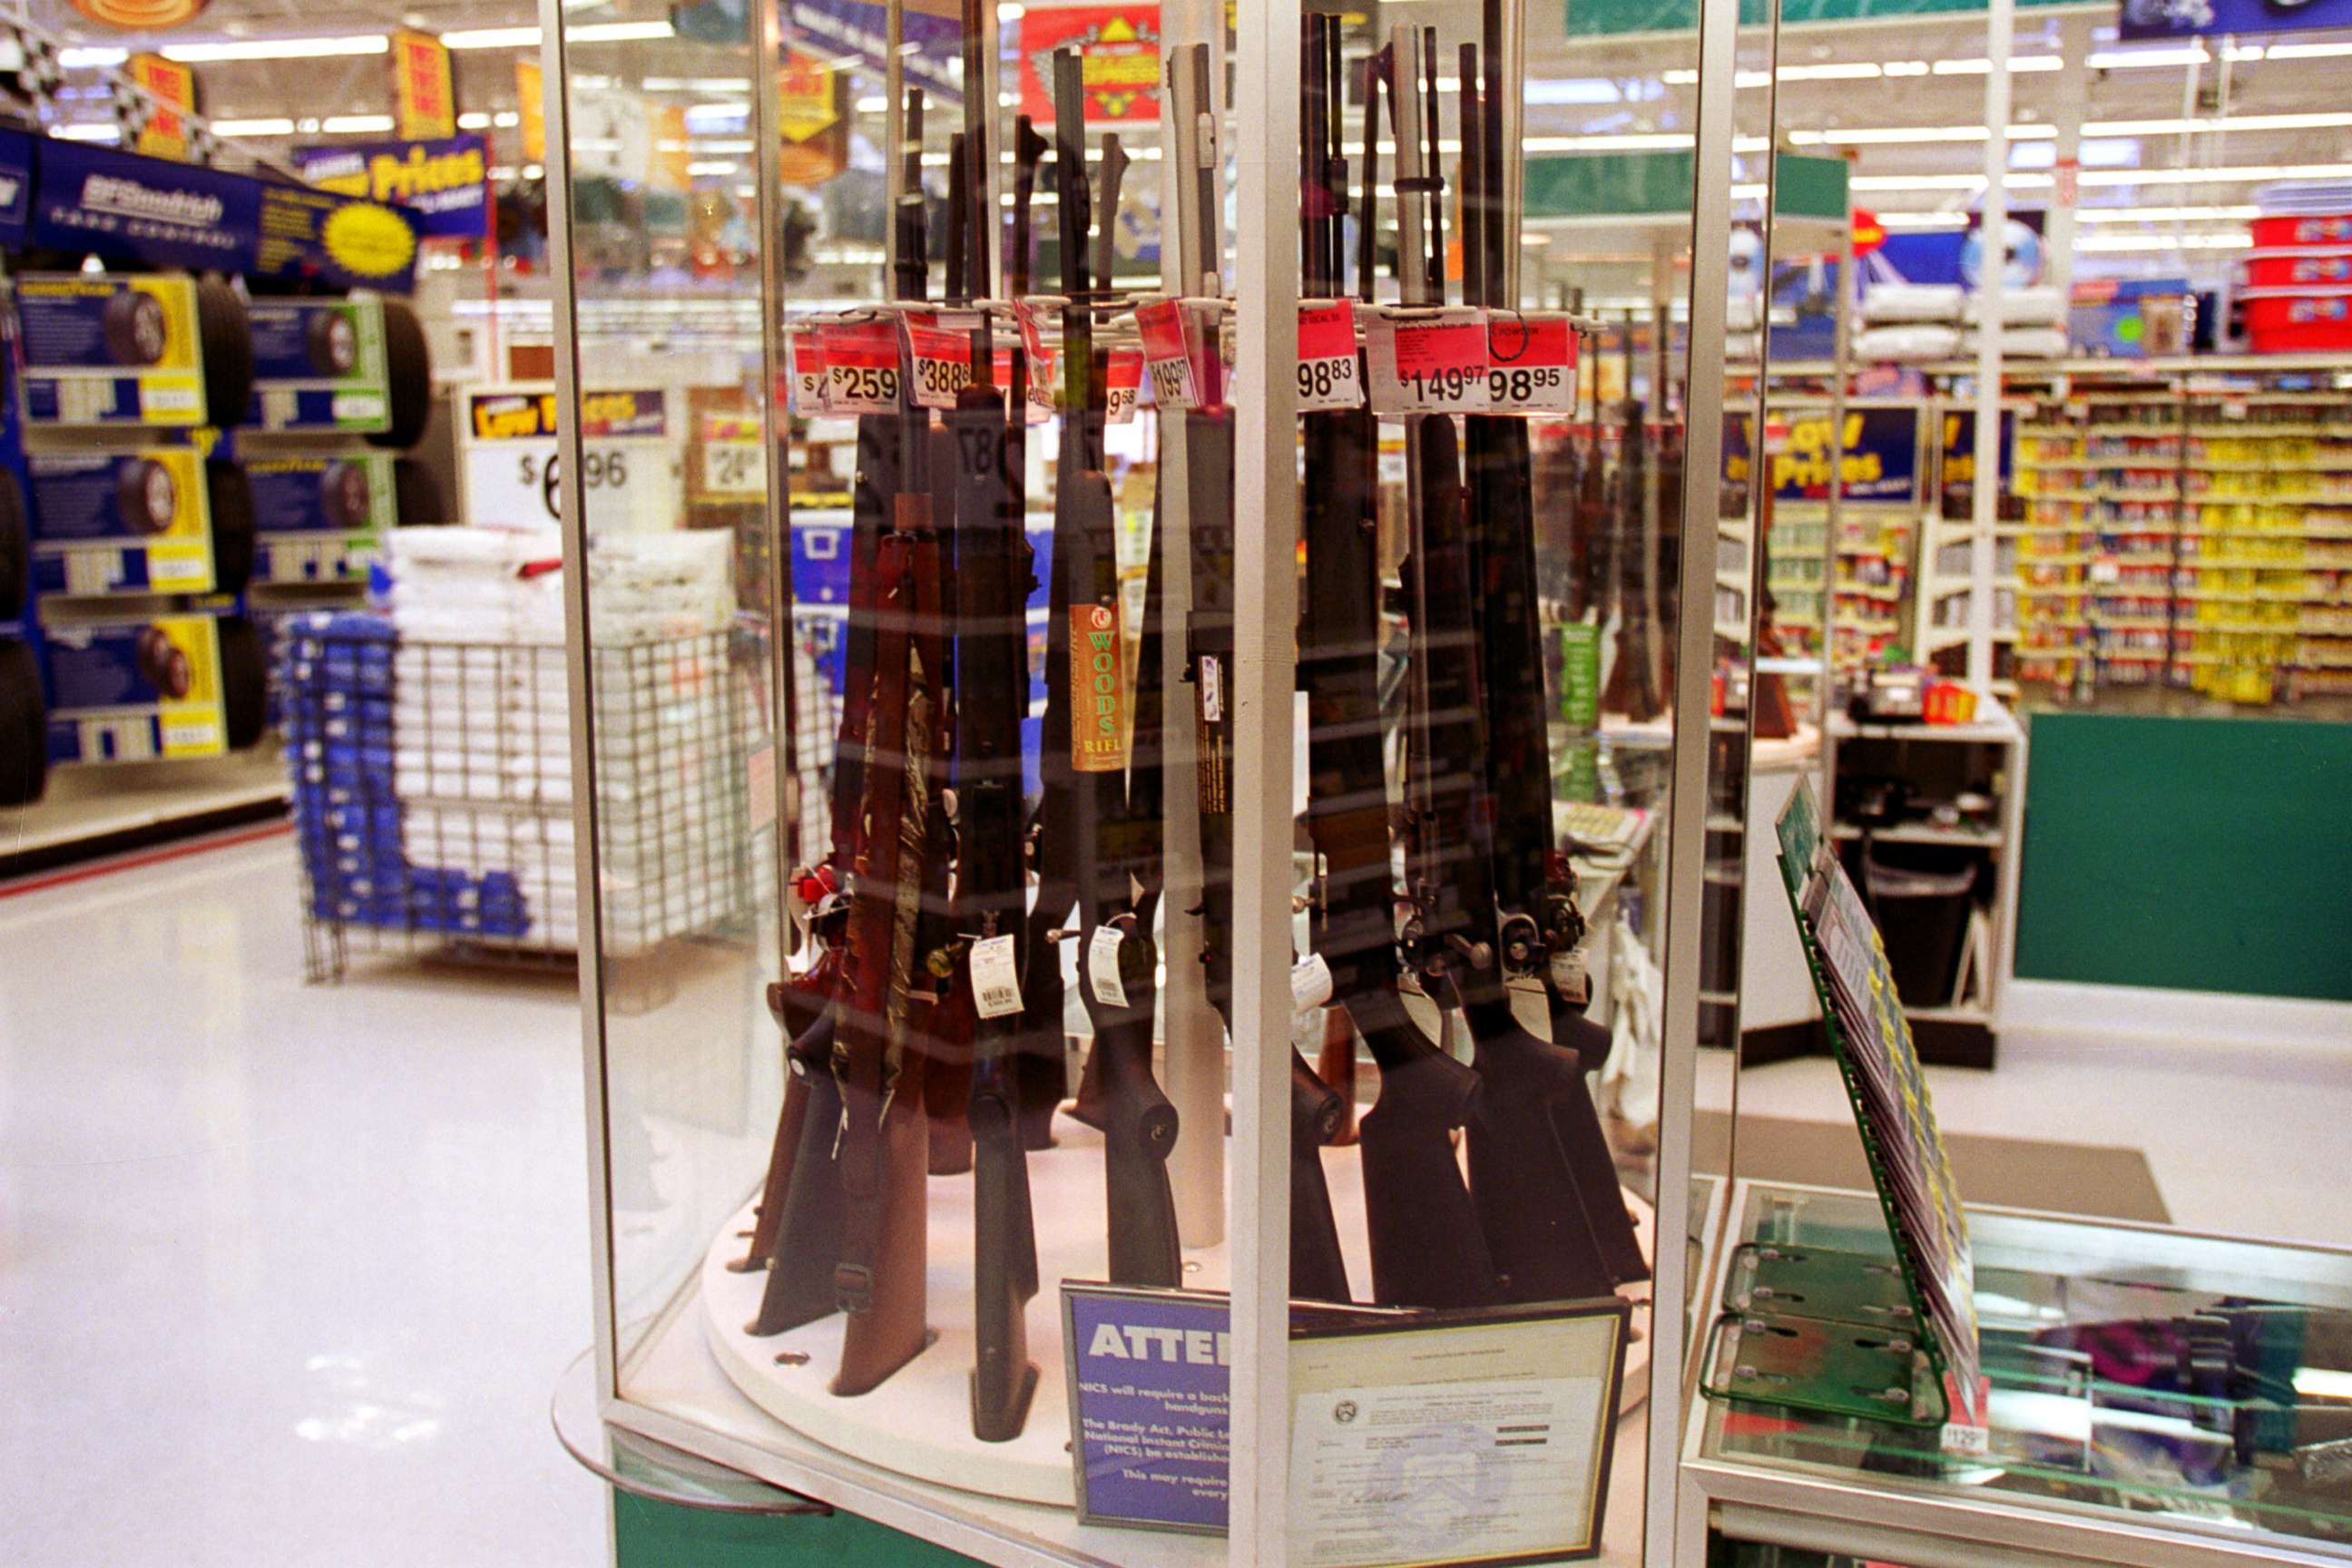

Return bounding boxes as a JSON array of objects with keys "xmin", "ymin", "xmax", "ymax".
[
  {"xmin": 295, "ymin": 134, "xmax": 489, "ymax": 241},
  {"xmin": 390, "ymin": 31, "xmax": 456, "ymax": 141},
  {"xmin": 2121, "ymin": 0, "xmax": 2352, "ymax": 39},
  {"xmin": 1017, "ymin": 3, "xmax": 1161, "ymax": 123},
  {"xmin": 70, "ymin": 0, "xmax": 209, "ymax": 30},
  {"xmin": 785, "ymin": 0, "xmax": 963, "ymax": 105},
  {"xmin": 0, "ymin": 127, "xmax": 34, "ymax": 250},
  {"xmin": 123, "ymin": 53, "xmax": 199, "ymax": 162},
  {"xmin": 775, "ymin": 45, "xmax": 848, "ymax": 183},
  {"xmin": 515, "ymin": 58, "xmax": 545, "ymax": 164}
]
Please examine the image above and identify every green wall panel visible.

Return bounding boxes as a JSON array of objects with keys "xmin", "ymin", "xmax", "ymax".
[
  {"xmin": 614, "ymin": 1491, "xmax": 987, "ymax": 1568},
  {"xmin": 1566, "ymin": 0, "xmax": 2082, "ymax": 37},
  {"xmin": 2015, "ymin": 713, "xmax": 2352, "ymax": 1002}
]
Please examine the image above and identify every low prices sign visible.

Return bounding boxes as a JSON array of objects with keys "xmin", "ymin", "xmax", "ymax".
[
  {"xmin": 296, "ymin": 135, "xmax": 489, "ymax": 241},
  {"xmin": 1018, "ymin": 4, "xmax": 1161, "ymax": 123}
]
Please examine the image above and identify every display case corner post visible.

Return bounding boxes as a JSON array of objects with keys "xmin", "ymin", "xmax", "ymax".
[
  {"xmin": 1230, "ymin": 0, "xmax": 1303, "ymax": 1557},
  {"xmin": 537, "ymin": 0, "xmax": 622, "ymax": 1409},
  {"xmin": 1646, "ymin": 0, "xmax": 1746, "ymax": 1554}
]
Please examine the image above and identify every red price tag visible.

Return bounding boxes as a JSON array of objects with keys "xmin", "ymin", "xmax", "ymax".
[
  {"xmin": 790, "ymin": 327, "xmax": 829, "ymax": 416},
  {"xmin": 1137, "ymin": 299, "xmax": 1200, "ymax": 412},
  {"xmin": 1484, "ymin": 311, "xmax": 1578, "ymax": 415},
  {"xmin": 902, "ymin": 311, "xmax": 980, "ymax": 410},
  {"xmin": 1012, "ymin": 300, "xmax": 1062, "ymax": 420},
  {"xmin": 1296, "ymin": 299, "xmax": 1362, "ymax": 412},
  {"xmin": 826, "ymin": 319, "xmax": 901, "ymax": 415},
  {"xmin": 1106, "ymin": 349, "xmax": 1142, "ymax": 425},
  {"xmin": 1367, "ymin": 308, "xmax": 1489, "ymax": 414},
  {"xmin": 993, "ymin": 344, "xmax": 1052, "ymax": 427}
]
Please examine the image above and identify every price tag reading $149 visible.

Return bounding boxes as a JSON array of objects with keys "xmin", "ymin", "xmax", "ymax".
[
  {"xmin": 1484, "ymin": 311, "xmax": 1580, "ymax": 415},
  {"xmin": 1136, "ymin": 299, "xmax": 1201, "ymax": 412},
  {"xmin": 1367, "ymin": 307, "xmax": 1491, "ymax": 415},
  {"xmin": 826, "ymin": 319, "xmax": 902, "ymax": 416},
  {"xmin": 1296, "ymin": 299, "xmax": 1363, "ymax": 411}
]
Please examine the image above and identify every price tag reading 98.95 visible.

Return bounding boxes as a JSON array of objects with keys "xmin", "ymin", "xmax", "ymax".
[
  {"xmin": 1367, "ymin": 308, "xmax": 1490, "ymax": 415},
  {"xmin": 1136, "ymin": 299, "xmax": 1200, "ymax": 412},
  {"xmin": 1484, "ymin": 312, "xmax": 1580, "ymax": 415},
  {"xmin": 825, "ymin": 319, "xmax": 902, "ymax": 415},
  {"xmin": 1296, "ymin": 299, "xmax": 1363, "ymax": 411},
  {"xmin": 1106, "ymin": 349, "xmax": 1142, "ymax": 425}
]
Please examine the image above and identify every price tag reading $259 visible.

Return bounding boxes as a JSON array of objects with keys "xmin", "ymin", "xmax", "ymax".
[
  {"xmin": 826, "ymin": 319, "xmax": 902, "ymax": 415},
  {"xmin": 1485, "ymin": 311, "xmax": 1580, "ymax": 415},
  {"xmin": 1296, "ymin": 299, "xmax": 1362, "ymax": 411},
  {"xmin": 1136, "ymin": 299, "xmax": 1200, "ymax": 412},
  {"xmin": 1368, "ymin": 308, "xmax": 1491, "ymax": 414}
]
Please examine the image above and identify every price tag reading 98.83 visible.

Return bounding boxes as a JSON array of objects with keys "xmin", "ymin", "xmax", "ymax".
[
  {"xmin": 1367, "ymin": 308, "xmax": 1491, "ymax": 415},
  {"xmin": 1105, "ymin": 349, "xmax": 1142, "ymax": 425},
  {"xmin": 1484, "ymin": 311, "xmax": 1580, "ymax": 415},
  {"xmin": 902, "ymin": 311, "xmax": 982, "ymax": 411},
  {"xmin": 826, "ymin": 319, "xmax": 902, "ymax": 416},
  {"xmin": 1296, "ymin": 299, "xmax": 1362, "ymax": 411},
  {"xmin": 1136, "ymin": 299, "xmax": 1200, "ymax": 412}
]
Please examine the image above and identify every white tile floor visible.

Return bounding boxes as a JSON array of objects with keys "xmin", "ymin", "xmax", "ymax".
[
  {"xmin": 5, "ymin": 830, "xmax": 2348, "ymax": 1566},
  {"xmin": 0, "ymin": 831, "xmax": 607, "ymax": 1568}
]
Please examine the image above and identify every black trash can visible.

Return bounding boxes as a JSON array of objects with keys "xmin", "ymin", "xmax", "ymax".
[{"xmin": 1861, "ymin": 843, "xmax": 1978, "ymax": 1007}]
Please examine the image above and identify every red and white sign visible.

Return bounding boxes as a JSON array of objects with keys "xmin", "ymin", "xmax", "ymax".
[
  {"xmin": 1017, "ymin": 4, "xmax": 1162, "ymax": 124},
  {"xmin": 1484, "ymin": 311, "xmax": 1578, "ymax": 415},
  {"xmin": 790, "ymin": 328, "xmax": 830, "ymax": 416},
  {"xmin": 826, "ymin": 319, "xmax": 901, "ymax": 415},
  {"xmin": 901, "ymin": 311, "xmax": 981, "ymax": 410},
  {"xmin": 1367, "ymin": 308, "xmax": 1489, "ymax": 414},
  {"xmin": 1295, "ymin": 299, "xmax": 1362, "ymax": 411},
  {"xmin": 1137, "ymin": 299, "xmax": 1200, "ymax": 411},
  {"xmin": 1106, "ymin": 349, "xmax": 1142, "ymax": 424}
]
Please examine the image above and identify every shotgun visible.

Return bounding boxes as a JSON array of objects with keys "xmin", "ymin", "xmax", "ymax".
[
  {"xmin": 1358, "ymin": 24, "xmax": 1506, "ymax": 1312},
  {"xmin": 1455, "ymin": 32, "xmax": 1650, "ymax": 1299},
  {"xmin": 950, "ymin": 2, "xmax": 1042, "ymax": 1441},
  {"xmin": 1602, "ymin": 318, "xmax": 1666, "ymax": 721},
  {"xmin": 1043, "ymin": 47, "xmax": 1181, "ymax": 1288}
]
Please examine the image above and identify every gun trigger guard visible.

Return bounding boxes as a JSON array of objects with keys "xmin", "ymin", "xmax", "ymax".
[{"xmin": 833, "ymin": 1264, "xmax": 875, "ymax": 1315}]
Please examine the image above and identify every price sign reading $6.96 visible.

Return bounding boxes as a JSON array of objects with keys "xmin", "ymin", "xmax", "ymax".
[
  {"xmin": 1368, "ymin": 308, "xmax": 1491, "ymax": 415},
  {"xmin": 1484, "ymin": 311, "xmax": 1580, "ymax": 416}
]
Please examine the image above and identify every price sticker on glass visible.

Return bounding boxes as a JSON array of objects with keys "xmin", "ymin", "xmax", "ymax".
[
  {"xmin": 902, "ymin": 311, "xmax": 982, "ymax": 410},
  {"xmin": 1368, "ymin": 308, "xmax": 1491, "ymax": 414},
  {"xmin": 1296, "ymin": 299, "xmax": 1362, "ymax": 411},
  {"xmin": 1485, "ymin": 311, "xmax": 1579, "ymax": 415},
  {"xmin": 826, "ymin": 319, "xmax": 902, "ymax": 416}
]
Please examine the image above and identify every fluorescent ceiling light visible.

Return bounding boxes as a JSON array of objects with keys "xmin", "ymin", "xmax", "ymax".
[
  {"xmin": 856, "ymin": 95, "xmax": 887, "ymax": 112},
  {"xmin": 2090, "ymin": 111, "xmax": 2352, "ymax": 136},
  {"xmin": 54, "ymin": 122, "xmax": 118, "ymax": 142},
  {"xmin": 693, "ymin": 138, "xmax": 755, "ymax": 153},
  {"xmin": 1883, "ymin": 60, "xmax": 1930, "ymax": 76},
  {"xmin": 162, "ymin": 34, "xmax": 387, "ymax": 62},
  {"xmin": 642, "ymin": 76, "xmax": 753, "ymax": 91},
  {"xmin": 2267, "ymin": 40, "xmax": 2352, "ymax": 60},
  {"xmin": 2081, "ymin": 161, "xmax": 2352, "ymax": 187},
  {"xmin": 1524, "ymin": 78, "xmax": 1628, "ymax": 105},
  {"xmin": 1792, "ymin": 123, "xmax": 2056, "ymax": 145},
  {"xmin": 687, "ymin": 160, "xmax": 737, "ymax": 176},
  {"xmin": 1932, "ymin": 54, "xmax": 2063, "ymax": 74},
  {"xmin": 2078, "ymin": 204, "xmax": 2259, "ymax": 222},
  {"xmin": 322, "ymin": 114, "xmax": 396, "ymax": 133},
  {"xmin": 1779, "ymin": 62, "xmax": 1884, "ymax": 81},
  {"xmin": 457, "ymin": 112, "xmax": 490, "ymax": 129},
  {"xmin": 2088, "ymin": 45, "xmax": 2209, "ymax": 68},
  {"xmin": 2075, "ymin": 232, "xmax": 2252, "ymax": 251},
  {"xmin": 685, "ymin": 102, "xmax": 748, "ymax": 122},
  {"xmin": 211, "ymin": 117, "xmax": 297, "ymax": 137},
  {"xmin": 59, "ymin": 46, "xmax": 128, "ymax": 68},
  {"xmin": 573, "ymin": 21, "xmax": 675, "ymax": 42},
  {"xmin": 1879, "ymin": 211, "xmax": 1970, "ymax": 228},
  {"xmin": 445, "ymin": 26, "xmax": 538, "ymax": 48}
]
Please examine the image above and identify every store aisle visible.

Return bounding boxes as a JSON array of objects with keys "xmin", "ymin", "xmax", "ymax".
[{"xmin": 0, "ymin": 833, "xmax": 607, "ymax": 1568}]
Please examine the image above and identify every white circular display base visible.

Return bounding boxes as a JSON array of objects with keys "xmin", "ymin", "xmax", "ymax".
[{"xmin": 701, "ymin": 1115, "xmax": 1655, "ymax": 1507}]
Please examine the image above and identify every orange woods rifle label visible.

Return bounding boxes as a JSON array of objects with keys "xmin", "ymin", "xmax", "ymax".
[{"xmin": 1069, "ymin": 602, "xmax": 1128, "ymax": 772}]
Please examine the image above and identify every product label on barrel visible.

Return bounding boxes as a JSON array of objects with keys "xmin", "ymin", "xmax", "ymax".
[
  {"xmin": 970, "ymin": 934, "xmax": 1022, "ymax": 1019},
  {"xmin": 1069, "ymin": 601, "xmax": 1128, "ymax": 771}
]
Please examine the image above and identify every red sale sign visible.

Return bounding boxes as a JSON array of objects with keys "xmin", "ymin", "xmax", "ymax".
[{"xmin": 1017, "ymin": 4, "xmax": 1162, "ymax": 123}]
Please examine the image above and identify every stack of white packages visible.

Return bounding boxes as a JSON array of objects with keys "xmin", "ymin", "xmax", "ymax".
[
  {"xmin": 381, "ymin": 527, "xmax": 745, "ymax": 953},
  {"xmin": 1965, "ymin": 285, "xmax": 2070, "ymax": 358},
  {"xmin": 1857, "ymin": 282, "xmax": 1965, "ymax": 361}
]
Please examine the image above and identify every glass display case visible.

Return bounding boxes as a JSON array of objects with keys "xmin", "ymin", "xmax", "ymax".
[
  {"xmin": 1688, "ymin": 1181, "xmax": 2352, "ymax": 1567},
  {"xmin": 537, "ymin": 0, "xmax": 1785, "ymax": 1551}
]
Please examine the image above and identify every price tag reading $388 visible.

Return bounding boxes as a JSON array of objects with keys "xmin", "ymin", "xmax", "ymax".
[
  {"xmin": 1484, "ymin": 311, "xmax": 1580, "ymax": 415},
  {"xmin": 902, "ymin": 311, "xmax": 981, "ymax": 410},
  {"xmin": 1296, "ymin": 299, "xmax": 1362, "ymax": 411},
  {"xmin": 826, "ymin": 319, "xmax": 902, "ymax": 415},
  {"xmin": 1367, "ymin": 308, "xmax": 1491, "ymax": 414}
]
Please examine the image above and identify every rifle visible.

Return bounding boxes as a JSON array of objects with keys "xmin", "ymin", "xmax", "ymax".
[
  {"xmin": 1602, "ymin": 318, "xmax": 1666, "ymax": 722},
  {"xmin": 1041, "ymin": 47, "xmax": 1181, "ymax": 1288},
  {"xmin": 1359, "ymin": 24, "xmax": 1504, "ymax": 1312},
  {"xmin": 1456, "ymin": 29, "xmax": 1649, "ymax": 1298},
  {"xmin": 950, "ymin": 14, "xmax": 1041, "ymax": 1436}
]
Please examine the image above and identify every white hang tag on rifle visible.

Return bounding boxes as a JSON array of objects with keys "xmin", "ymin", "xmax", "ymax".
[
  {"xmin": 902, "ymin": 311, "xmax": 981, "ymax": 410},
  {"xmin": 826, "ymin": 319, "xmax": 901, "ymax": 415},
  {"xmin": 1289, "ymin": 953, "xmax": 1334, "ymax": 1014},
  {"xmin": 789, "ymin": 327, "xmax": 830, "ymax": 416},
  {"xmin": 1367, "ymin": 308, "xmax": 1491, "ymax": 415},
  {"xmin": 1137, "ymin": 299, "xmax": 1200, "ymax": 412},
  {"xmin": 1485, "ymin": 312, "xmax": 1580, "ymax": 415},
  {"xmin": 969, "ymin": 934, "xmax": 1023, "ymax": 1019},
  {"xmin": 1105, "ymin": 349, "xmax": 1142, "ymax": 425},
  {"xmin": 1011, "ymin": 301, "xmax": 1059, "ymax": 424},
  {"xmin": 1087, "ymin": 925, "xmax": 1130, "ymax": 1008},
  {"xmin": 1296, "ymin": 299, "xmax": 1363, "ymax": 412}
]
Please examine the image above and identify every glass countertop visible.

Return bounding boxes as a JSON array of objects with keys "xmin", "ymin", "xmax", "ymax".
[{"xmin": 1697, "ymin": 1181, "xmax": 2352, "ymax": 1559}]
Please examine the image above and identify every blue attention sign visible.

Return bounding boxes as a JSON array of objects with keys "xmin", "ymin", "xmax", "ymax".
[{"xmin": 1063, "ymin": 1285, "xmax": 1232, "ymax": 1533}]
